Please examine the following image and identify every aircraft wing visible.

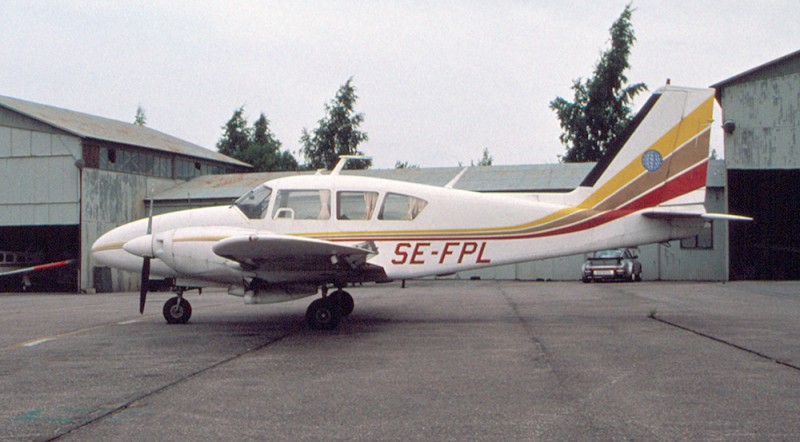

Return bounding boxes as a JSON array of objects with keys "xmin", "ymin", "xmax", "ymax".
[
  {"xmin": 0, "ymin": 259, "xmax": 78, "ymax": 278},
  {"xmin": 213, "ymin": 233, "xmax": 371, "ymax": 261},
  {"xmin": 212, "ymin": 233, "xmax": 387, "ymax": 282}
]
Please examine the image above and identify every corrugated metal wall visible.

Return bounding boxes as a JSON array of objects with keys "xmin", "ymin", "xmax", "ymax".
[
  {"xmin": 722, "ymin": 72, "xmax": 800, "ymax": 169},
  {"xmin": 81, "ymin": 169, "xmax": 179, "ymax": 291},
  {"xmin": 0, "ymin": 109, "xmax": 81, "ymax": 226}
]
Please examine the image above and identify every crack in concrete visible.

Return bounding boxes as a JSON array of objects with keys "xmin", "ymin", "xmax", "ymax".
[{"xmin": 650, "ymin": 315, "xmax": 800, "ymax": 373}]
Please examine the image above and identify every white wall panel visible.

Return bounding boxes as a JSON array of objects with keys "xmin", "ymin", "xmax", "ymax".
[
  {"xmin": 31, "ymin": 131, "xmax": 53, "ymax": 156},
  {"xmin": 0, "ymin": 126, "xmax": 10, "ymax": 156},
  {"xmin": 10, "ymin": 128, "xmax": 32, "ymax": 157}
]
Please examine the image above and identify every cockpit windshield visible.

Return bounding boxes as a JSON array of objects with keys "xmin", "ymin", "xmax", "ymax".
[{"xmin": 234, "ymin": 184, "xmax": 272, "ymax": 219}]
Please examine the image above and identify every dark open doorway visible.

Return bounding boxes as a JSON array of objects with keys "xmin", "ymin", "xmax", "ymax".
[
  {"xmin": 728, "ymin": 170, "xmax": 800, "ymax": 280},
  {"xmin": 0, "ymin": 225, "xmax": 79, "ymax": 291}
]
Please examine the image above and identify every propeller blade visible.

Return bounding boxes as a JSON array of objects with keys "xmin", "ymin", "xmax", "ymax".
[
  {"xmin": 146, "ymin": 196, "xmax": 154, "ymax": 234},
  {"xmin": 139, "ymin": 195, "xmax": 154, "ymax": 314},
  {"xmin": 140, "ymin": 257, "xmax": 150, "ymax": 314}
]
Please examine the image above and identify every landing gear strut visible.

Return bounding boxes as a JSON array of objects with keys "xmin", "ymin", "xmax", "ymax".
[{"xmin": 305, "ymin": 288, "xmax": 354, "ymax": 330}]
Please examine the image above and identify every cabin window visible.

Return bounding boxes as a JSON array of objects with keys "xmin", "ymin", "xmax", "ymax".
[
  {"xmin": 378, "ymin": 193, "xmax": 428, "ymax": 221},
  {"xmin": 273, "ymin": 189, "xmax": 331, "ymax": 220},
  {"xmin": 337, "ymin": 191, "xmax": 379, "ymax": 220},
  {"xmin": 234, "ymin": 185, "xmax": 272, "ymax": 219}
]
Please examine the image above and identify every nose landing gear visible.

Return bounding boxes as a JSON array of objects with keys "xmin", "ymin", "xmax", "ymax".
[{"xmin": 163, "ymin": 295, "xmax": 192, "ymax": 324}]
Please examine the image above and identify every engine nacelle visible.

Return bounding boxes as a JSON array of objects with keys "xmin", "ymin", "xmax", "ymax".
[
  {"xmin": 152, "ymin": 226, "xmax": 255, "ymax": 285},
  {"xmin": 228, "ymin": 283, "xmax": 318, "ymax": 304}
]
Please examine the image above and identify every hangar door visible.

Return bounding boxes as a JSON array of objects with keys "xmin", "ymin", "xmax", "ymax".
[{"xmin": 728, "ymin": 170, "xmax": 800, "ymax": 280}]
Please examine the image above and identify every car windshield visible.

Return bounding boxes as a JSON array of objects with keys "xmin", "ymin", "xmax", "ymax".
[
  {"xmin": 592, "ymin": 249, "xmax": 624, "ymax": 259},
  {"xmin": 234, "ymin": 184, "xmax": 272, "ymax": 219}
]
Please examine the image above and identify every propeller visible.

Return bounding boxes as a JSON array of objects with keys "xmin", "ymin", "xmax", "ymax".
[{"xmin": 139, "ymin": 196, "xmax": 154, "ymax": 314}]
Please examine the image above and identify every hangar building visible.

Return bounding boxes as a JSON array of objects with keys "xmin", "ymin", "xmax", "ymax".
[
  {"xmin": 0, "ymin": 96, "xmax": 250, "ymax": 292},
  {"xmin": 712, "ymin": 49, "xmax": 800, "ymax": 280}
]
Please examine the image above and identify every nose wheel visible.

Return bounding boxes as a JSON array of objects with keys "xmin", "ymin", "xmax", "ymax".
[{"xmin": 163, "ymin": 296, "xmax": 192, "ymax": 324}]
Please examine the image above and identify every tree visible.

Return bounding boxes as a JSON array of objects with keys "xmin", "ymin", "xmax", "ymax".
[
  {"xmin": 216, "ymin": 106, "xmax": 251, "ymax": 158},
  {"xmin": 239, "ymin": 113, "xmax": 298, "ymax": 171},
  {"xmin": 475, "ymin": 148, "xmax": 493, "ymax": 166},
  {"xmin": 134, "ymin": 105, "xmax": 147, "ymax": 126},
  {"xmin": 394, "ymin": 161, "xmax": 419, "ymax": 169},
  {"xmin": 216, "ymin": 107, "xmax": 298, "ymax": 172},
  {"xmin": 301, "ymin": 78, "xmax": 370, "ymax": 170},
  {"xmin": 550, "ymin": 3, "xmax": 647, "ymax": 163}
]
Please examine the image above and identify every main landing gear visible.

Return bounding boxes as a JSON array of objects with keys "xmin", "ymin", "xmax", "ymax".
[{"xmin": 305, "ymin": 289, "xmax": 354, "ymax": 330}]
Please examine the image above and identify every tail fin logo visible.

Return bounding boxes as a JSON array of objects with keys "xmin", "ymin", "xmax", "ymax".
[{"xmin": 642, "ymin": 150, "xmax": 664, "ymax": 172}]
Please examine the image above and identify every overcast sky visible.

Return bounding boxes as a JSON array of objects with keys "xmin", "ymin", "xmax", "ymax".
[{"xmin": 2, "ymin": 1, "xmax": 798, "ymax": 169}]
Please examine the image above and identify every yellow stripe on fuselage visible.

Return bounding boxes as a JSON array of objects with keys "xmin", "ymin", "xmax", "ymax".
[{"xmin": 577, "ymin": 96, "xmax": 714, "ymax": 210}]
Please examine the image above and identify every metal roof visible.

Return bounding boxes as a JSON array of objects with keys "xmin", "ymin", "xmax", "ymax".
[
  {"xmin": 153, "ymin": 163, "xmax": 596, "ymax": 201},
  {"xmin": 711, "ymin": 49, "xmax": 800, "ymax": 92},
  {"xmin": 0, "ymin": 95, "xmax": 249, "ymax": 167},
  {"xmin": 154, "ymin": 160, "xmax": 726, "ymax": 202}
]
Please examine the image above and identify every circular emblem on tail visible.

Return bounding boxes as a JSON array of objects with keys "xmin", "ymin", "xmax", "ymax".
[{"xmin": 642, "ymin": 150, "xmax": 663, "ymax": 172}]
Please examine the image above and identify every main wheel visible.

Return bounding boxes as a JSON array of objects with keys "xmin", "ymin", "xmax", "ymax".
[
  {"xmin": 329, "ymin": 290, "xmax": 354, "ymax": 316},
  {"xmin": 163, "ymin": 297, "xmax": 192, "ymax": 324},
  {"xmin": 305, "ymin": 298, "xmax": 343, "ymax": 330}
]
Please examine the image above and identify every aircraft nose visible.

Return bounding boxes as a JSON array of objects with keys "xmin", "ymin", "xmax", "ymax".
[{"xmin": 123, "ymin": 235, "xmax": 154, "ymax": 258}]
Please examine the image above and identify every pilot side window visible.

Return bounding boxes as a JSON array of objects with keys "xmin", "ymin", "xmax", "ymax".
[
  {"xmin": 378, "ymin": 193, "xmax": 428, "ymax": 221},
  {"xmin": 234, "ymin": 185, "xmax": 272, "ymax": 219},
  {"xmin": 337, "ymin": 191, "xmax": 379, "ymax": 220},
  {"xmin": 273, "ymin": 189, "xmax": 331, "ymax": 220}
]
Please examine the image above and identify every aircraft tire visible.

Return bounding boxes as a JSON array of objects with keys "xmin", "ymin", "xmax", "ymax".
[
  {"xmin": 330, "ymin": 290, "xmax": 354, "ymax": 316},
  {"xmin": 163, "ymin": 297, "xmax": 192, "ymax": 324},
  {"xmin": 306, "ymin": 298, "xmax": 342, "ymax": 330}
]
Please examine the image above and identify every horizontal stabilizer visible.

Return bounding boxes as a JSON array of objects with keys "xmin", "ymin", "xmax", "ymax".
[{"xmin": 642, "ymin": 208, "xmax": 752, "ymax": 222}]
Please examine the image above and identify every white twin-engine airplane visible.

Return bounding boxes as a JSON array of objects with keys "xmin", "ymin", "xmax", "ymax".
[{"xmin": 92, "ymin": 86, "xmax": 749, "ymax": 329}]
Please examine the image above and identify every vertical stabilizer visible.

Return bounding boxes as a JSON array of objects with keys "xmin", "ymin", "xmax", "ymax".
[{"xmin": 571, "ymin": 86, "xmax": 715, "ymax": 213}]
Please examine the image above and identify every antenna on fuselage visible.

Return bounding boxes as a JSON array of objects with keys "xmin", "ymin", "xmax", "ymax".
[{"xmin": 331, "ymin": 155, "xmax": 372, "ymax": 176}]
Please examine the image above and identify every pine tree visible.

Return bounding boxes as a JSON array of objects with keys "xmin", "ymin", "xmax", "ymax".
[
  {"xmin": 300, "ymin": 78, "xmax": 370, "ymax": 170},
  {"xmin": 134, "ymin": 105, "xmax": 147, "ymax": 126},
  {"xmin": 476, "ymin": 148, "xmax": 493, "ymax": 166},
  {"xmin": 239, "ymin": 113, "xmax": 298, "ymax": 171},
  {"xmin": 216, "ymin": 106, "xmax": 251, "ymax": 158},
  {"xmin": 216, "ymin": 108, "xmax": 298, "ymax": 172}
]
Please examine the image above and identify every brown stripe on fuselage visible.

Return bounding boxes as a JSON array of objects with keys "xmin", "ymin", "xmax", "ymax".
[
  {"xmin": 593, "ymin": 129, "xmax": 710, "ymax": 213},
  {"xmin": 481, "ymin": 129, "xmax": 712, "ymax": 238}
]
